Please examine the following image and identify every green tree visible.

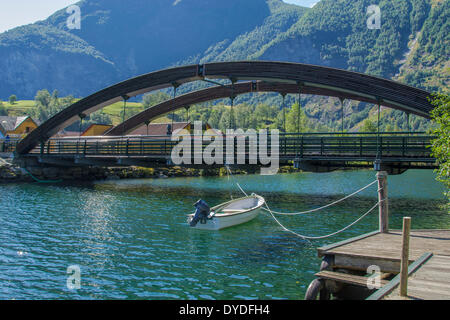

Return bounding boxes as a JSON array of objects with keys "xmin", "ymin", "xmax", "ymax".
[
  {"xmin": 35, "ymin": 89, "xmax": 52, "ymax": 108},
  {"xmin": 218, "ymin": 109, "xmax": 232, "ymax": 131},
  {"xmin": 89, "ymin": 111, "xmax": 112, "ymax": 125},
  {"xmin": 142, "ymin": 92, "xmax": 170, "ymax": 109},
  {"xmin": 207, "ymin": 108, "xmax": 223, "ymax": 129},
  {"xmin": 361, "ymin": 119, "xmax": 377, "ymax": 132},
  {"xmin": 429, "ymin": 93, "xmax": 450, "ymax": 208},
  {"xmin": 9, "ymin": 95, "xmax": 17, "ymax": 105},
  {"xmin": 235, "ymin": 104, "xmax": 252, "ymax": 129},
  {"xmin": 31, "ymin": 89, "xmax": 77, "ymax": 123},
  {"xmin": 286, "ymin": 103, "xmax": 308, "ymax": 133},
  {"xmin": 51, "ymin": 90, "xmax": 59, "ymax": 101}
]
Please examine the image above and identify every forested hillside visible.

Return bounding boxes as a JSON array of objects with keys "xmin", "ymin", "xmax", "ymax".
[
  {"xmin": 398, "ymin": 0, "xmax": 449, "ymax": 92},
  {"xmin": 0, "ymin": 0, "xmax": 447, "ymax": 133}
]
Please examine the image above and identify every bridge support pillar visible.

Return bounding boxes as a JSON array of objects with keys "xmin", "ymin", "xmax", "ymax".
[{"xmin": 377, "ymin": 171, "xmax": 389, "ymax": 233}]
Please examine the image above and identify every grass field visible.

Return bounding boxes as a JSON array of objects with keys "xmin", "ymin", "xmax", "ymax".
[
  {"xmin": 2, "ymin": 100, "xmax": 35, "ymax": 116},
  {"xmin": 102, "ymin": 102, "xmax": 176, "ymax": 124},
  {"xmin": 2, "ymin": 100, "xmax": 175, "ymax": 126}
]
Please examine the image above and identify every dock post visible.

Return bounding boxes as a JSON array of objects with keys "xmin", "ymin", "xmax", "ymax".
[
  {"xmin": 376, "ymin": 171, "xmax": 389, "ymax": 233},
  {"xmin": 400, "ymin": 217, "xmax": 411, "ymax": 297}
]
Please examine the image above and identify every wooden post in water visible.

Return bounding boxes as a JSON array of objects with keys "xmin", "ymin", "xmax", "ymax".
[
  {"xmin": 400, "ymin": 217, "xmax": 411, "ymax": 297},
  {"xmin": 376, "ymin": 171, "xmax": 389, "ymax": 233}
]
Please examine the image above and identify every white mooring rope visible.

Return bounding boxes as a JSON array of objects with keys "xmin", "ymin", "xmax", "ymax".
[
  {"xmin": 263, "ymin": 200, "xmax": 381, "ymax": 240},
  {"xmin": 261, "ymin": 180, "xmax": 378, "ymax": 216},
  {"xmin": 224, "ymin": 166, "xmax": 382, "ymax": 241},
  {"xmin": 237, "ymin": 180, "xmax": 381, "ymax": 241}
]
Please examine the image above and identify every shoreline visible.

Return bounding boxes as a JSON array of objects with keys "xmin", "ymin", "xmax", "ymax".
[{"xmin": 0, "ymin": 160, "xmax": 301, "ymax": 184}]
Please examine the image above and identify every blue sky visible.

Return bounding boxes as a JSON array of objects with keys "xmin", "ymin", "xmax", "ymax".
[
  {"xmin": 0, "ymin": 1, "xmax": 76, "ymax": 33},
  {"xmin": 0, "ymin": 0, "xmax": 318, "ymax": 33},
  {"xmin": 283, "ymin": 0, "xmax": 319, "ymax": 7}
]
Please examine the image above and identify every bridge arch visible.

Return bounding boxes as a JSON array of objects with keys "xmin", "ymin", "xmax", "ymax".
[
  {"xmin": 16, "ymin": 61, "xmax": 433, "ymax": 154},
  {"xmin": 106, "ymin": 81, "xmax": 407, "ymax": 136}
]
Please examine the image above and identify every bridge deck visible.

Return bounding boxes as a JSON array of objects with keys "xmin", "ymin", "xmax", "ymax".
[
  {"xmin": 14, "ymin": 133, "xmax": 436, "ymax": 171},
  {"xmin": 23, "ymin": 134, "xmax": 434, "ymax": 157}
]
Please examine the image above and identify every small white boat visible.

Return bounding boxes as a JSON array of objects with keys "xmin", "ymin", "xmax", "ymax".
[{"xmin": 187, "ymin": 194, "xmax": 265, "ymax": 231}]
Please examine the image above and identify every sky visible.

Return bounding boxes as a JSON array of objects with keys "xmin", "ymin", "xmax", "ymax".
[
  {"xmin": 0, "ymin": 1, "xmax": 77, "ymax": 33},
  {"xmin": 0, "ymin": 0, "xmax": 319, "ymax": 34},
  {"xmin": 283, "ymin": 0, "xmax": 319, "ymax": 7}
]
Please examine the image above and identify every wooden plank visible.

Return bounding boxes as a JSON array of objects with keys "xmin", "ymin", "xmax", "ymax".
[
  {"xmin": 317, "ymin": 230, "xmax": 380, "ymax": 257},
  {"xmin": 394, "ymin": 285, "xmax": 450, "ymax": 300},
  {"xmin": 407, "ymin": 279, "xmax": 450, "ymax": 289},
  {"xmin": 315, "ymin": 270, "xmax": 389, "ymax": 287},
  {"xmin": 411, "ymin": 272, "xmax": 450, "ymax": 283},
  {"xmin": 366, "ymin": 252, "xmax": 433, "ymax": 300},
  {"xmin": 334, "ymin": 254, "xmax": 401, "ymax": 274},
  {"xmin": 385, "ymin": 288, "xmax": 450, "ymax": 300},
  {"xmin": 324, "ymin": 230, "xmax": 450, "ymax": 261}
]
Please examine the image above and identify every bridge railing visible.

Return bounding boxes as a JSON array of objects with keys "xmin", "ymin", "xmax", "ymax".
[
  {"xmin": 27, "ymin": 132, "xmax": 435, "ymax": 161},
  {"xmin": 279, "ymin": 134, "xmax": 433, "ymax": 159},
  {"xmin": 31, "ymin": 136, "xmax": 179, "ymax": 157},
  {"xmin": 0, "ymin": 139, "xmax": 20, "ymax": 153}
]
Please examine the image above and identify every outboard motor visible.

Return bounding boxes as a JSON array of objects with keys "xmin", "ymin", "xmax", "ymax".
[{"xmin": 190, "ymin": 199, "xmax": 211, "ymax": 227}]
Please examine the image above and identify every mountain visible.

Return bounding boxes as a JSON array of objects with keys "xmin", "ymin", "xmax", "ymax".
[
  {"xmin": 0, "ymin": 23, "xmax": 117, "ymax": 99},
  {"xmin": 397, "ymin": 0, "xmax": 449, "ymax": 92},
  {"xmin": 0, "ymin": 0, "xmax": 447, "ymax": 131},
  {"xmin": 0, "ymin": 0, "xmax": 303, "ymax": 99},
  {"xmin": 187, "ymin": 0, "xmax": 447, "ymax": 131},
  {"xmin": 197, "ymin": 0, "xmax": 445, "ymax": 82}
]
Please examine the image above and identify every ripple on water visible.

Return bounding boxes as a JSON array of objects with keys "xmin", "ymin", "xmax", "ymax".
[{"xmin": 0, "ymin": 170, "xmax": 447, "ymax": 299}]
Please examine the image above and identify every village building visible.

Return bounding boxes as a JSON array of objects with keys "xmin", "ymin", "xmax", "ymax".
[
  {"xmin": 53, "ymin": 124, "xmax": 113, "ymax": 138},
  {"xmin": 81, "ymin": 124, "xmax": 114, "ymax": 136},
  {"xmin": 128, "ymin": 121, "xmax": 216, "ymax": 137},
  {"xmin": 129, "ymin": 122, "xmax": 191, "ymax": 136},
  {"xmin": 0, "ymin": 116, "xmax": 39, "ymax": 138},
  {"xmin": 51, "ymin": 121, "xmax": 218, "ymax": 139}
]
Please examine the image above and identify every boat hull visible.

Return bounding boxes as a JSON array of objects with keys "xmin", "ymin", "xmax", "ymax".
[{"xmin": 188, "ymin": 207, "xmax": 262, "ymax": 231}]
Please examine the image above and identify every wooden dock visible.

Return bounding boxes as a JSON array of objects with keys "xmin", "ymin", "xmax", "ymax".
[
  {"xmin": 306, "ymin": 229, "xmax": 450, "ymax": 300},
  {"xmin": 372, "ymin": 253, "xmax": 450, "ymax": 300}
]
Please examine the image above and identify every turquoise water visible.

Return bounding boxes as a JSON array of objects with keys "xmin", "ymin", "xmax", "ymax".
[{"xmin": 0, "ymin": 170, "xmax": 447, "ymax": 300}]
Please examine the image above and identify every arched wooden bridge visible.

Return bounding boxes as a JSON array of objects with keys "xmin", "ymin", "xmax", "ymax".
[
  {"xmin": 14, "ymin": 61, "xmax": 436, "ymax": 173},
  {"xmin": 106, "ymin": 80, "xmax": 426, "ymax": 137}
]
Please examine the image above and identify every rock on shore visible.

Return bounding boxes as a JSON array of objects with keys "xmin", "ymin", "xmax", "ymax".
[{"xmin": 0, "ymin": 161, "xmax": 299, "ymax": 184}]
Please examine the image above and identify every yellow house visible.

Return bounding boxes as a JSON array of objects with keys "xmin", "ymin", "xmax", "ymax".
[
  {"xmin": 81, "ymin": 124, "xmax": 114, "ymax": 136},
  {"xmin": 0, "ymin": 116, "xmax": 39, "ymax": 138},
  {"xmin": 128, "ymin": 122, "xmax": 216, "ymax": 136}
]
